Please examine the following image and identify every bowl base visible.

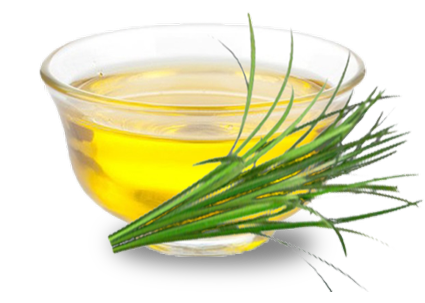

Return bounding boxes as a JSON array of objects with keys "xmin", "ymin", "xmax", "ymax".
[{"xmin": 147, "ymin": 232, "xmax": 273, "ymax": 256}]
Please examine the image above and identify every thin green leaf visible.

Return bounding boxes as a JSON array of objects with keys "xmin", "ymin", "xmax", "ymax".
[
  {"xmin": 234, "ymin": 31, "xmax": 295, "ymax": 155},
  {"xmin": 109, "ymin": 158, "xmax": 245, "ymax": 244},
  {"xmin": 244, "ymin": 84, "xmax": 325, "ymax": 165},
  {"xmin": 215, "ymin": 39, "xmax": 249, "ymax": 88},
  {"xmin": 296, "ymin": 203, "xmax": 347, "ymax": 256},
  {"xmin": 193, "ymin": 155, "xmax": 244, "ymax": 166},
  {"xmin": 111, "ymin": 199, "xmax": 418, "ymax": 252},
  {"xmin": 289, "ymin": 54, "xmax": 350, "ymax": 150},
  {"xmin": 337, "ymin": 227, "xmax": 388, "ymax": 246},
  {"xmin": 112, "ymin": 200, "xmax": 284, "ymax": 252},
  {"xmin": 228, "ymin": 13, "xmax": 256, "ymax": 155},
  {"xmin": 261, "ymin": 234, "xmax": 366, "ymax": 290},
  {"xmin": 109, "ymin": 20, "xmax": 418, "ymax": 291},
  {"xmin": 304, "ymin": 259, "xmax": 333, "ymax": 292}
]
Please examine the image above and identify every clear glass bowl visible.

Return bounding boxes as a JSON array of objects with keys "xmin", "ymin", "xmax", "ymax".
[{"xmin": 41, "ymin": 24, "xmax": 364, "ymax": 256}]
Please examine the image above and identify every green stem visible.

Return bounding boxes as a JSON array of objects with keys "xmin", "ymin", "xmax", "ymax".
[
  {"xmin": 112, "ymin": 201, "xmax": 285, "ymax": 252},
  {"xmin": 234, "ymin": 31, "xmax": 294, "ymax": 155},
  {"xmin": 228, "ymin": 13, "xmax": 256, "ymax": 155},
  {"xmin": 112, "ymin": 191, "xmax": 418, "ymax": 253},
  {"xmin": 295, "ymin": 203, "xmax": 347, "ymax": 256}
]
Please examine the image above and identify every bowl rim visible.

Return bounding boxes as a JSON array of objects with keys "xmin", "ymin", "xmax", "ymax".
[{"xmin": 40, "ymin": 23, "xmax": 365, "ymax": 111}]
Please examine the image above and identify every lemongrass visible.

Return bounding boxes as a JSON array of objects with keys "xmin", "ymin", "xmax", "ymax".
[{"xmin": 108, "ymin": 14, "xmax": 419, "ymax": 291}]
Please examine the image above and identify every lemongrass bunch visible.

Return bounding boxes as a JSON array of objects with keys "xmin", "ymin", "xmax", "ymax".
[{"xmin": 108, "ymin": 14, "xmax": 419, "ymax": 289}]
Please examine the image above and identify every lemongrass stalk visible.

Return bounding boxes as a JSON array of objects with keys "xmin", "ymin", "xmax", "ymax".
[
  {"xmin": 112, "ymin": 197, "xmax": 298, "ymax": 247},
  {"xmin": 126, "ymin": 165, "xmax": 398, "ymax": 247},
  {"xmin": 110, "ymin": 15, "xmax": 261, "ymax": 244},
  {"xmin": 110, "ymin": 113, "xmax": 408, "ymax": 248},
  {"xmin": 109, "ymin": 159, "xmax": 245, "ymax": 243},
  {"xmin": 243, "ymin": 86, "xmax": 316, "ymax": 164},
  {"xmin": 113, "ymin": 200, "xmax": 284, "ymax": 252},
  {"xmin": 113, "ymin": 202, "xmax": 419, "ymax": 252},
  {"xmin": 144, "ymin": 121, "xmax": 400, "ymax": 226},
  {"xmin": 109, "ymin": 15, "xmax": 418, "ymax": 264}
]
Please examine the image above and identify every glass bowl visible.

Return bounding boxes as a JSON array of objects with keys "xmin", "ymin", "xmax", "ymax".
[{"xmin": 40, "ymin": 24, "xmax": 365, "ymax": 256}]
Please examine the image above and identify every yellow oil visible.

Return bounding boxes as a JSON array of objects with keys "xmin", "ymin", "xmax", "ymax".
[{"xmin": 64, "ymin": 64, "xmax": 332, "ymax": 223}]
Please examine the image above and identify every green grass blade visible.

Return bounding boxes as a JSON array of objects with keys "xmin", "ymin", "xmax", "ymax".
[
  {"xmin": 215, "ymin": 39, "xmax": 249, "ymax": 88},
  {"xmin": 193, "ymin": 155, "xmax": 244, "ymax": 166},
  {"xmin": 174, "ymin": 124, "xmax": 401, "ymax": 218},
  {"xmin": 228, "ymin": 14, "xmax": 256, "ymax": 155},
  {"xmin": 304, "ymin": 259, "xmax": 333, "ymax": 292},
  {"xmin": 244, "ymin": 84, "xmax": 325, "ymax": 165},
  {"xmin": 306, "ymin": 133, "xmax": 407, "ymax": 181},
  {"xmin": 234, "ymin": 31, "xmax": 294, "ymax": 155},
  {"xmin": 235, "ymin": 123, "xmax": 396, "ymax": 184},
  {"xmin": 243, "ymin": 88, "xmax": 296, "ymax": 161},
  {"xmin": 175, "ymin": 129, "xmax": 403, "ymax": 227},
  {"xmin": 311, "ymin": 141, "xmax": 406, "ymax": 182},
  {"xmin": 296, "ymin": 203, "xmax": 347, "ymax": 256},
  {"xmin": 240, "ymin": 100, "xmax": 362, "ymax": 178},
  {"xmin": 336, "ymin": 227, "xmax": 388, "ymax": 246},
  {"xmin": 288, "ymin": 54, "xmax": 350, "ymax": 150},
  {"xmin": 108, "ymin": 20, "xmax": 418, "ymax": 282},
  {"xmin": 109, "ymin": 159, "xmax": 245, "ymax": 243},
  {"xmin": 262, "ymin": 234, "xmax": 366, "ymax": 290},
  {"xmin": 112, "ymin": 200, "xmax": 283, "ymax": 252},
  {"xmin": 111, "ymin": 195, "xmax": 295, "ymax": 246},
  {"xmin": 330, "ymin": 202, "xmax": 421, "ymax": 224},
  {"xmin": 111, "ymin": 199, "xmax": 418, "ymax": 252},
  {"xmin": 115, "ymin": 121, "xmax": 404, "ymax": 247},
  {"xmin": 321, "ymin": 91, "xmax": 353, "ymax": 134}
]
